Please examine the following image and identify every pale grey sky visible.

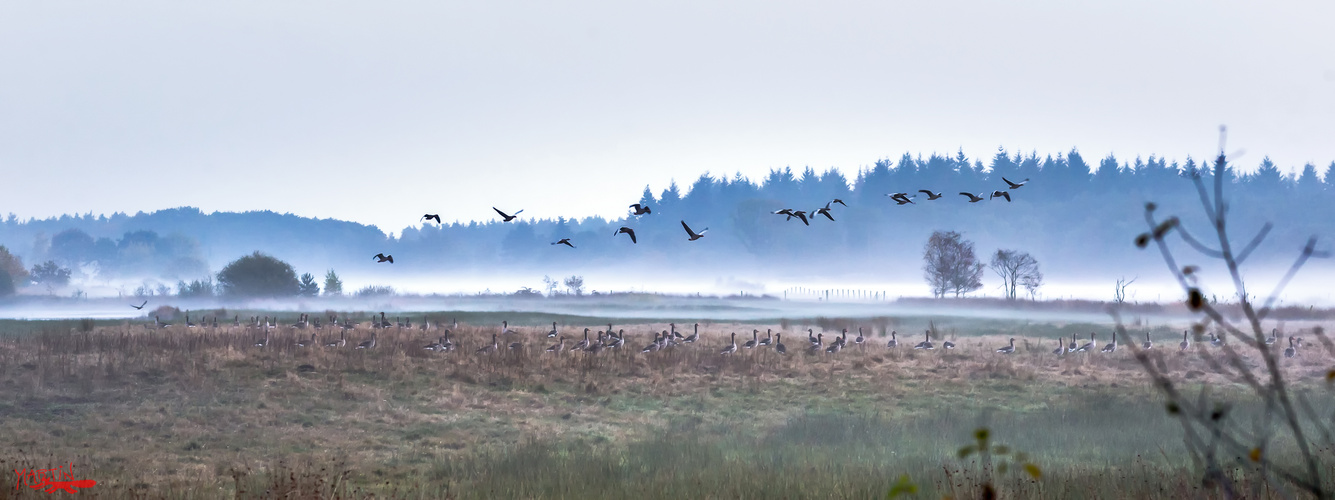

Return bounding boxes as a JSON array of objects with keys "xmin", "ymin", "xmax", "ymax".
[{"xmin": 3, "ymin": 0, "xmax": 1332, "ymax": 232}]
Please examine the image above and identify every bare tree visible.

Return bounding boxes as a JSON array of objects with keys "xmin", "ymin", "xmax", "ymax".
[
  {"xmin": 989, "ymin": 249, "xmax": 1042, "ymax": 300},
  {"xmin": 1121, "ymin": 135, "xmax": 1333, "ymax": 499},
  {"xmin": 563, "ymin": 275, "xmax": 585, "ymax": 296},
  {"xmin": 923, "ymin": 231, "xmax": 984, "ymax": 298},
  {"xmin": 1113, "ymin": 276, "xmax": 1136, "ymax": 304}
]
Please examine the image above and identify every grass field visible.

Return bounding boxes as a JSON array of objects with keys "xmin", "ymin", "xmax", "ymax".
[{"xmin": 1, "ymin": 312, "xmax": 1333, "ymax": 498}]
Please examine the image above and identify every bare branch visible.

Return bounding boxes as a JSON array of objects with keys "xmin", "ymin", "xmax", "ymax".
[{"xmin": 1234, "ymin": 223, "xmax": 1273, "ymax": 264}]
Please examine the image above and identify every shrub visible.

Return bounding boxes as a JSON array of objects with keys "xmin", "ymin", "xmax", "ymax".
[{"xmin": 216, "ymin": 251, "xmax": 299, "ymax": 298}]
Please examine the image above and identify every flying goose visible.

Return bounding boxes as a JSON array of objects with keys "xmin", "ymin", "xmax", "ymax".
[
  {"xmin": 1002, "ymin": 177, "xmax": 1029, "ymax": 189},
  {"xmin": 918, "ymin": 190, "xmax": 943, "ymax": 200},
  {"xmin": 1142, "ymin": 332, "xmax": 1152, "ymax": 350},
  {"xmin": 682, "ymin": 221, "xmax": 708, "ymax": 241},
  {"xmin": 373, "ymin": 253, "xmax": 394, "ymax": 263},
  {"xmin": 890, "ymin": 194, "xmax": 915, "ymax": 205},
  {"xmin": 477, "ymin": 334, "xmax": 498, "ymax": 354},
  {"xmin": 131, "ymin": 300, "xmax": 147, "ymax": 310},
  {"xmin": 493, "ymin": 207, "xmax": 524, "ymax": 222},
  {"xmin": 774, "ymin": 334, "xmax": 786, "ymax": 354},
  {"xmin": 960, "ymin": 192, "xmax": 985, "ymax": 203},
  {"xmin": 830, "ymin": 199, "xmax": 847, "ymax": 207},
  {"xmin": 720, "ymin": 332, "xmax": 738, "ymax": 355},
  {"xmin": 422, "ymin": 214, "xmax": 441, "ymax": 223},
  {"xmin": 1076, "ymin": 333, "xmax": 1095, "ymax": 352},
  {"xmin": 812, "ymin": 207, "xmax": 835, "ymax": 221},
  {"xmin": 1101, "ymin": 331, "xmax": 1117, "ymax": 353},
  {"xmin": 989, "ymin": 190, "xmax": 1011, "ymax": 202},
  {"xmin": 996, "ymin": 338, "xmax": 1016, "ymax": 354},
  {"xmin": 629, "ymin": 203, "xmax": 652, "ymax": 215},
  {"xmin": 614, "ymin": 227, "xmax": 638, "ymax": 243},
  {"xmin": 552, "ymin": 238, "xmax": 575, "ymax": 248},
  {"xmin": 356, "ymin": 332, "xmax": 377, "ymax": 349},
  {"xmin": 787, "ymin": 210, "xmax": 810, "ymax": 225}
]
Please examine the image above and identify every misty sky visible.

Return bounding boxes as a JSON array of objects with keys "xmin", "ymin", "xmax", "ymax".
[{"xmin": 3, "ymin": 1, "xmax": 1333, "ymax": 233}]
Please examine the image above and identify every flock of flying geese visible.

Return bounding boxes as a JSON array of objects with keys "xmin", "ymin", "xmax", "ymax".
[
  {"xmin": 148, "ymin": 311, "xmax": 1310, "ymax": 363},
  {"xmin": 366, "ymin": 177, "xmax": 1032, "ymax": 261}
]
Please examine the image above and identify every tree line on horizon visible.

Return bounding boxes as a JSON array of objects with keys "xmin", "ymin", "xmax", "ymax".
[{"xmin": 1, "ymin": 148, "xmax": 1333, "ymax": 296}]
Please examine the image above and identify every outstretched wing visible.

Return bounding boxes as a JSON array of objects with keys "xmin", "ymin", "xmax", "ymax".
[
  {"xmin": 492, "ymin": 207, "xmax": 509, "ymax": 218},
  {"xmin": 387, "ymin": 255, "xmax": 394, "ymax": 263},
  {"xmin": 796, "ymin": 212, "xmax": 809, "ymax": 225},
  {"xmin": 681, "ymin": 220, "xmax": 695, "ymax": 237},
  {"xmin": 626, "ymin": 228, "xmax": 636, "ymax": 243},
  {"xmin": 1001, "ymin": 191, "xmax": 1011, "ymax": 202}
]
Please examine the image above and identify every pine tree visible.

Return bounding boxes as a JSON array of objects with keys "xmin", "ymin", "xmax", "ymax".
[{"xmin": 324, "ymin": 269, "xmax": 343, "ymax": 296}]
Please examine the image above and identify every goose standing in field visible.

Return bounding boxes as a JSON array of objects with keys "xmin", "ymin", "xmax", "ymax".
[
  {"xmin": 629, "ymin": 203, "xmax": 652, "ymax": 216},
  {"xmin": 552, "ymin": 238, "xmax": 575, "ymax": 248},
  {"xmin": 996, "ymin": 338, "xmax": 1016, "ymax": 354},
  {"xmin": 501, "ymin": 320, "xmax": 516, "ymax": 335},
  {"xmin": 758, "ymin": 329, "xmax": 773, "ymax": 347},
  {"xmin": 642, "ymin": 332, "xmax": 661, "ymax": 353},
  {"xmin": 682, "ymin": 221, "xmax": 708, "ymax": 241},
  {"xmin": 493, "ymin": 207, "xmax": 524, "ymax": 222},
  {"xmin": 547, "ymin": 336, "xmax": 566, "ymax": 353},
  {"xmin": 325, "ymin": 329, "xmax": 346, "ymax": 347},
  {"xmin": 440, "ymin": 330, "xmax": 455, "ymax": 351},
  {"xmin": 887, "ymin": 331, "xmax": 898, "ymax": 348},
  {"xmin": 155, "ymin": 315, "xmax": 171, "ymax": 329},
  {"xmin": 684, "ymin": 323, "xmax": 700, "ymax": 343},
  {"xmin": 720, "ymin": 332, "xmax": 738, "ymax": 355},
  {"xmin": 548, "ymin": 322, "xmax": 559, "ymax": 338},
  {"xmin": 373, "ymin": 253, "xmax": 394, "ymax": 263},
  {"xmin": 254, "ymin": 329, "xmax": 270, "ymax": 348},
  {"xmin": 1067, "ymin": 336, "xmax": 1078, "ymax": 353},
  {"xmin": 854, "ymin": 327, "xmax": 865, "ymax": 347},
  {"xmin": 1142, "ymin": 332, "xmax": 1153, "ymax": 350},
  {"xmin": 1284, "ymin": 337, "xmax": 1297, "ymax": 358},
  {"xmin": 808, "ymin": 329, "xmax": 819, "ymax": 345},
  {"xmin": 1002, "ymin": 177, "xmax": 1029, "ymax": 190},
  {"xmin": 477, "ymin": 334, "xmax": 498, "ymax": 354},
  {"xmin": 608, "ymin": 330, "xmax": 625, "ymax": 349},
  {"xmin": 918, "ymin": 190, "xmax": 944, "ymax": 200},
  {"xmin": 1266, "ymin": 328, "xmax": 1278, "ymax": 346},
  {"xmin": 1076, "ymin": 333, "xmax": 1095, "ymax": 352},
  {"xmin": 670, "ymin": 323, "xmax": 683, "ymax": 341},
  {"xmin": 941, "ymin": 330, "xmax": 956, "ymax": 350},
  {"xmin": 914, "ymin": 331, "xmax": 934, "ymax": 350},
  {"xmin": 424, "ymin": 336, "xmax": 444, "ymax": 351},
  {"xmin": 743, "ymin": 329, "xmax": 759, "ymax": 349},
  {"xmin": 379, "ymin": 312, "xmax": 392, "ymax": 329},
  {"xmin": 1052, "ymin": 337, "xmax": 1064, "ymax": 355},
  {"xmin": 960, "ymin": 192, "xmax": 985, "ymax": 203},
  {"xmin": 509, "ymin": 339, "xmax": 524, "ymax": 352},
  {"xmin": 297, "ymin": 333, "xmax": 317, "ymax": 347},
  {"xmin": 571, "ymin": 328, "xmax": 591, "ymax": 351},
  {"xmin": 356, "ymin": 332, "xmax": 377, "ymax": 349},
  {"xmin": 1101, "ymin": 331, "xmax": 1118, "ymax": 353},
  {"xmin": 614, "ymin": 226, "xmax": 638, "ymax": 243},
  {"xmin": 186, "ymin": 313, "xmax": 196, "ymax": 328},
  {"xmin": 1210, "ymin": 332, "xmax": 1225, "ymax": 348},
  {"xmin": 808, "ymin": 333, "xmax": 824, "ymax": 354},
  {"xmin": 774, "ymin": 334, "xmax": 786, "ymax": 354},
  {"xmin": 1179, "ymin": 330, "xmax": 1190, "ymax": 352}
]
